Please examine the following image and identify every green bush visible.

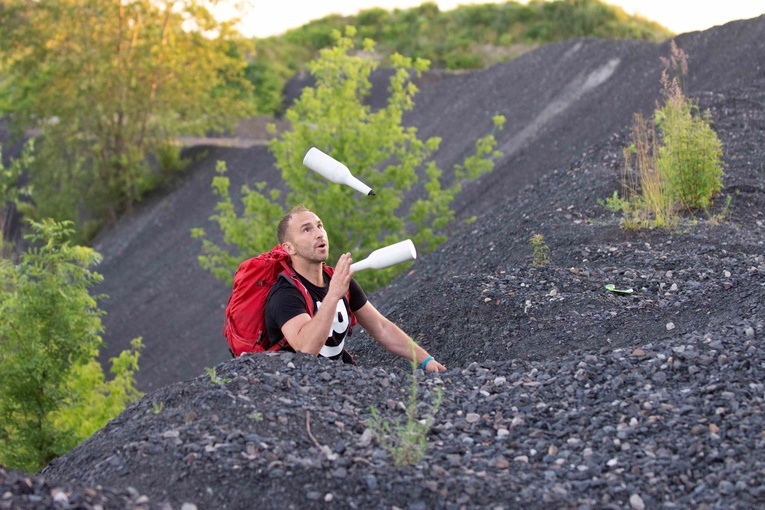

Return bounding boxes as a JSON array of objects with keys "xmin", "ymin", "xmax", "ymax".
[
  {"xmin": 0, "ymin": 219, "xmax": 142, "ymax": 472},
  {"xmin": 656, "ymin": 89, "xmax": 723, "ymax": 210},
  {"xmin": 607, "ymin": 42, "xmax": 724, "ymax": 229}
]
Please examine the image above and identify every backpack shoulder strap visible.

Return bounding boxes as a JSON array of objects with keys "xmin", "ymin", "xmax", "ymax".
[{"xmin": 278, "ymin": 268, "xmax": 315, "ymax": 316}]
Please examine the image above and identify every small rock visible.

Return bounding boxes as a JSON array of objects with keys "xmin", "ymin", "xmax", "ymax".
[
  {"xmin": 52, "ymin": 491, "xmax": 69, "ymax": 506},
  {"xmin": 493, "ymin": 458, "xmax": 510, "ymax": 469},
  {"xmin": 466, "ymin": 413, "xmax": 481, "ymax": 423},
  {"xmin": 629, "ymin": 493, "xmax": 645, "ymax": 510},
  {"xmin": 666, "ymin": 322, "xmax": 676, "ymax": 331},
  {"xmin": 358, "ymin": 428, "xmax": 375, "ymax": 448},
  {"xmin": 719, "ymin": 480, "xmax": 735, "ymax": 494}
]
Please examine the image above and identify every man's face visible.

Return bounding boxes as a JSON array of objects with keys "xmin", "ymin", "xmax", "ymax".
[{"xmin": 283, "ymin": 210, "xmax": 329, "ymax": 263}]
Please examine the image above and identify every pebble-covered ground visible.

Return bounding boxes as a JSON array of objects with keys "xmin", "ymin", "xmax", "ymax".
[
  {"xmin": 353, "ymin": 83, "xmax": 764, "ymax": 374},
  {"xmin": 3, "ymin": 16, "xmax": 765, "ymax": 510}
]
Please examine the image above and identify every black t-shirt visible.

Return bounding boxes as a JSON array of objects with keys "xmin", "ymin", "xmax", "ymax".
[{"xmin": 264, "ymin": 270, "xmax": 367, "ymax": 361}]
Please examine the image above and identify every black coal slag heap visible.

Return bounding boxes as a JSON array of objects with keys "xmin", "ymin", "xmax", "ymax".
[{"xmin": 3, "ymin": 14, "xmax": 765, "ymax": 510}]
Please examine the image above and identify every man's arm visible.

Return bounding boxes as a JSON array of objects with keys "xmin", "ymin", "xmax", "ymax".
[
  {"xmin": 280, "ymin": 253, "xmax": 354, "ymax": 355},
  {"xmin": 354, "ymin": 301, "xmax": 446, "ymax": 372}
]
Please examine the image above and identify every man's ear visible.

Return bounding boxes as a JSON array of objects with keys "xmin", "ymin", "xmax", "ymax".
[{"xmin": 281, "ymin": 242, "xmax": 296, "ymax": 255}]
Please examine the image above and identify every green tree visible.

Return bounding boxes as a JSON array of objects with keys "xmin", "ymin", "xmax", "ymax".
[
  {"xmin": 0, "ymin": 0, "xmax": 255, "ymax": 236},
  {"xmin": 193, "ymin": 28, "xmax": 505, "ymax": 290},
  {"xmin": 0, "ymin": 219, "xmax": 143, "ymax": 472}
]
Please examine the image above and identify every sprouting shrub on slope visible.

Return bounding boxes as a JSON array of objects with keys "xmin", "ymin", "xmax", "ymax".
[
  {"xmin": 606, "ymin": 41, "xmax": 724, "ymax": 229},
  {"xmin": 656, "ymin": 44, "xmax": 724, "ymax": 211}
]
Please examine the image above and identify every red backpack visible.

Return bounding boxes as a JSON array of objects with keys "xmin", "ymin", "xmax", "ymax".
[{"xmin": 223, "ymin": 245, "xmax": 356, "ymax": 356}]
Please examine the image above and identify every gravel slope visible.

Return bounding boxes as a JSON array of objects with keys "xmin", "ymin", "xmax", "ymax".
[
  {"xmin": 91, "ymin": 15, "xmax": 765, "ymax": 393},
  {"xmin": 2, "ymin": 15, "xmax": 764, "ymax": 510}
]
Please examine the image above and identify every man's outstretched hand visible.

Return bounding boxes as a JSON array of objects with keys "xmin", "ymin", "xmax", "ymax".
[
  {"xmin": 327, "ymin": 252, "xmax": 353, "ymax": 302},
  {"xmin": 424, "ymin": 359, "xmax": 446, "ymax": 372}
]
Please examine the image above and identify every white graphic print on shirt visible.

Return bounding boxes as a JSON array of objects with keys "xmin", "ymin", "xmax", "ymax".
[{"xmin": 315, "ymin": 300, "xmax": 349, "ymax": 358}]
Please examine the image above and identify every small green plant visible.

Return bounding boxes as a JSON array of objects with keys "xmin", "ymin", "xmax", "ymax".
[
  {"xmin": 367, "ymin": 344, "xmax": 442, "ymax": 466},
  {"xmin": 530, "ymin": 233, "xmax": 550, "ymax": 267},
  {"xmin": 601, "ymin": 190, "xmax": 625, "ymax": 212},
  {"xmin": 204, "ymin": 367, "xmax": 231, "ymax": 386},
  {"xmin": 707, "ymin": 195, "xmax": 733, "ymax": 225},
  {"xmin": 247, "ymin": 411, "xmax": 264, "ymax": 422},
  {"xmin": 151, "ymin": 402, "xmax": 165, "ymax": 414}
]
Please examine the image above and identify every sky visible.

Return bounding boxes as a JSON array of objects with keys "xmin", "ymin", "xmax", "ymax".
[{"xmin": 217, "ymin": 0, "xmax": 765, "ymax": 39}]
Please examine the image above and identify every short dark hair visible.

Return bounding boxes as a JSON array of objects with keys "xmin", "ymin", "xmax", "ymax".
[{"xmin": 277, "ymin": 205, "xmax": 311, "ymax": 244}]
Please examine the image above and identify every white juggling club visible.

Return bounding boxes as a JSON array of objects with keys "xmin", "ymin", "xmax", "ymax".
[
  {"xmin": 302, "ymin": 147, "xmax": 375, "ymax": 196},
  {"xmin": 350, "ymin": 239, "xmax": 417, "ymax": 272}
]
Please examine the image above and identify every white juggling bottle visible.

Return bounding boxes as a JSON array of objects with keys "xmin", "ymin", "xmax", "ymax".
[
  {"xmin": 350, "ymin": 239, "xmax": 417, "ymax": 272},
  {"xmin": 302, "ymin": 147, "xmax": 375, "ymax": 196}
]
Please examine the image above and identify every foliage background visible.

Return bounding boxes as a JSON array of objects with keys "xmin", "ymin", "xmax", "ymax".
[
  {"xmin": 247, "ymin": 0, "xmax": 673, "ymax": 115},
  {"xmin": 0, "ymin": 0, "xmax": 255, "ymax": 241},
  {"xmin": 194, "ymin": 29, "xmax": 505, "ymax": 291}
]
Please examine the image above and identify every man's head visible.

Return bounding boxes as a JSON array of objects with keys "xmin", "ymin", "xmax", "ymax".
[
  {"xmin": 277, "ymin": 206, "xmax": 329, "ymax": 263},
  {"xmin": 277, "ymin": 205, "xmax": 310, "ymax": 245}
]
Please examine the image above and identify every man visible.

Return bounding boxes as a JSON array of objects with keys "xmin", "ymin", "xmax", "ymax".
[{"xmin": 265, "ymin": 206, "xmax": 445, "ymax": 372}]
